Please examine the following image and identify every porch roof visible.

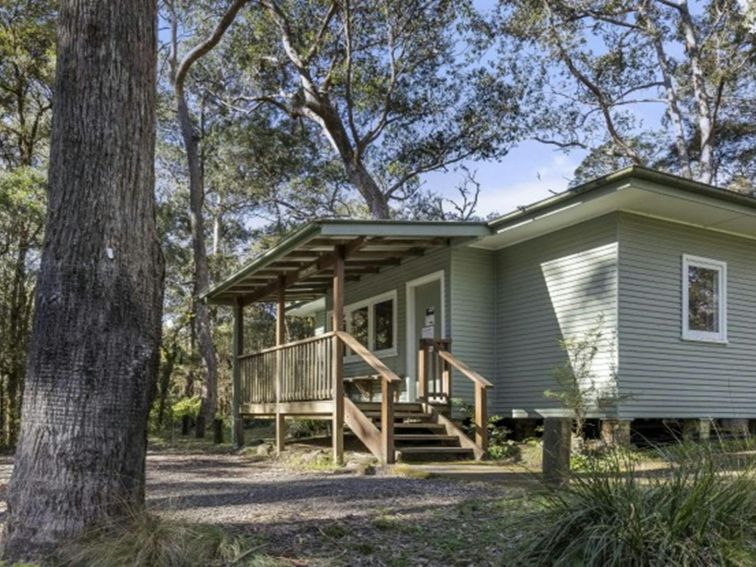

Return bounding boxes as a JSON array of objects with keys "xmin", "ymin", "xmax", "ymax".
[{"xmin": 202, "ymin": 219, "xmax": 489, "ymax": 305}]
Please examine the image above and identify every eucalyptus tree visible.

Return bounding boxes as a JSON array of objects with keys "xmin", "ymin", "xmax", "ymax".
[
  {"xmin": 165, "ymin": 0, "xmax": 249, "ymax": 435},
  {"xmin": 3, "ymin": 0, "xmax": 163, "ymax": 559},
  {"xmin": 491, "ymin": 0, "xmax": 755, "ymax": 187},
  {"xmin": 228, "ymin": 0, "xmax": 522, "ymax": 218}
]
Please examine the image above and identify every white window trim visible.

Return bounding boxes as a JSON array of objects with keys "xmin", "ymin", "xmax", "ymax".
[
  {"xmin": 327, "ymin": 290, "xmax": 399, "ymax": 361},
  {"xmin": 682, "ymin": 254, "xmax": 727, "ymax": 344}
]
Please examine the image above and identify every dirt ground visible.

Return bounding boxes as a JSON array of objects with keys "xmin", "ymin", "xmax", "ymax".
[{"xmin": 0, "ymin": 450, "xmax": 533, "ymax": 566}]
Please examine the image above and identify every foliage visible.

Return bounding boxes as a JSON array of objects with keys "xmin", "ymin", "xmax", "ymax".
[
  {"xmin": 489, "ymin": 0, "xmax": 756, "ymax": 188},
  {"xmin": 569, "ymin": 445, "xmax": 642, "ymax": 473},
  {"xmin": 213, "ymin": 0, "xmax": 524, "ymax": 217},
  {"xmin": 171, "ymin": 396, "xmax": 202, "ymax": 420},
  {"xmin": 0, "ymin": 167, "xmax": 46, "ymax": 449},
  {"xmin": 0, "ymin": 0, "xmax": 54, "ymax": 450},
  {"xmin": 57, "ymin": 508, "xmax": 277, "ymax": 567},
  {"xmin": 0, "ymin": 0, "xmax": 55, "ymax": 168},
  {"xmin": 286, "ymin": 418, "xmax": 329, "ymax": 439},
  {"xmin": 545, "ymin": 316, "xmax": 619, "ymax": 439},
  {"xmin": 514, "ymin": 442, "xmax": 756, "ymax": 566},
  {"xmin": 486, "ymin": 416, "xmax": 521, "ymax": 462}
]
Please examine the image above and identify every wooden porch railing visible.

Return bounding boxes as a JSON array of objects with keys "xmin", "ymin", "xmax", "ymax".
[
  {"xmin": 237, "ymin": 330, "xmax": 401, "ymax": 464},
  {"xmin": 239, "ymin": 332, "xmax": 335, "ymax": 403},
  {"xmin": 418, "ymin": 338, "xmax": 494, "ymax": 450}
]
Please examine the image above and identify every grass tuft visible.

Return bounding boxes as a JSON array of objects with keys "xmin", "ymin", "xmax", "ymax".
[
  {"xmin": 390, "ymin": 464, "xmax": 433, "ymax": 479},
  {"xmin": 57, "ymin": 507, "xmax": 277, "ymax": 567},
  {"xmin": 514, "ymin": 440, "xmax": 756, "ymax": 566}
]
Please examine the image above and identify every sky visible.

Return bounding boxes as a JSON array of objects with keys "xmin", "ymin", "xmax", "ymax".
[
  {"xmin": 420, "ymin": 142, "xmax": 586, "ymax": 219},
  {"xmin": 418, "ymin": 0, "xmax": 586, "ymax": 218}
]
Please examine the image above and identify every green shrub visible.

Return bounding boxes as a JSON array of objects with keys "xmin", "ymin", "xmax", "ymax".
[
  {"xmin": 171, "ymin": 396, "xmax": 201, "ymax": 421},
  {"xmin": 57, "ymin": 507, "xmax": 275, "ymax": 567},
  {"xmin": 486, "ymin": 416, "xmax": 521, "ymax": 462},
  {"xmin": 514, "ymin": 443, "xmax": 756, "ymax": 566},
  {"xmin": 570, "ymin": 445, "xmax": 642, "ymax": 472},
  {"xmin": 286, "ymin": 418, "xmax": 329, "ymax": 439}
]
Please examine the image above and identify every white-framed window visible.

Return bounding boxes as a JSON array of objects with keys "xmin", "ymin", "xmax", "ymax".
[
  {"xmin": 682, "ymin": 254, "xmax": 727, "ymax": 344},
  {"xmin": 327, "ymin": 290, "xmax": 398, "ymax": 359}
]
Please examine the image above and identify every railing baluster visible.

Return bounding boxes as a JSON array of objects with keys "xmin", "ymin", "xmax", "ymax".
[{"xmin": 238, "ymin": 333, "xmax": 339, "ymax": 405}]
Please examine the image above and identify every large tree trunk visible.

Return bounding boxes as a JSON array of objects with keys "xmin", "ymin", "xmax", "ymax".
[
  {"xmin": 298, "ymin": 97, "xmax": 392, "ymax": 219},
  {"xmin": 344, "ymin": 159, "xmax": 391, "ymax": 219},
  {"xmin": 2, "ymin": 0, "xmax": 163, "ymax": 561}
]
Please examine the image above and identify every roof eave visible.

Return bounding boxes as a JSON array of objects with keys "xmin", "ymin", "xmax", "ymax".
[
  {"xmin": 201, "ymin": 222, "xmax": 321, "ymax": 302},
  {"xmin": 486, "ymin": 166, "xmax": 756, "ymax": 231}
]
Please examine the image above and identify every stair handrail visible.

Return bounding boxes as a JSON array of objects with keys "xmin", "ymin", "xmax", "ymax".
[
  {"xmin": 429, "ymin": 342, "xmax": 493, "ymax": 452},
  {"xmin": 335, "ymin": 330, "xmax": 399, "ymax": 464},
  {"xmin": 436, "ymin": 350, "xmax": 493, "ymax": 388},
  {"xmin": 335, "ymin": 331, "xmax": 402, "ymax": 383}
]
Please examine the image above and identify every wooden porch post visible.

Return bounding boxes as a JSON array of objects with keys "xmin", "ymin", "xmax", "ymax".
[
  {"xmin": 439, "ymin": 339, "xmax": 452, "ymax": 411},
  {"xmin": 275, "ymin": 275, "xmax": 286, "ymax": 455},
  {"xmin": 381, "ymin": 378, "xmax": 395, "ymax": 464},
  {"xmin": 332, "ymin": 244, "xmax": 345, "ymax": 464},
  {"xmin": 417, "ymin": 339, "xmax": 430, "ymax": 401},
  {"xmin": 232, "ymin": 299, "xmax": 244, "ymax": 447},
  {"xmin": 475, "ymin": 383, "xmax": 488, "ymax": 451}
]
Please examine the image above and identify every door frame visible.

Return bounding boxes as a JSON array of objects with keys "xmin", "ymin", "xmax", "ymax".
[{"xmin": 405, "ymin": 270, "xmax": 446, "ymax": 401}]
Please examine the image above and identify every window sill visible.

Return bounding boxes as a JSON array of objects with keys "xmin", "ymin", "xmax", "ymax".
[{"xmin": 681, "ymin": 334, "xmax": 728, "ymax": 345}]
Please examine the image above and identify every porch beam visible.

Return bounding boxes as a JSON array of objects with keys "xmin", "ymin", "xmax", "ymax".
[
  {"xmin": 275, "ymin": 275, "xmax": 286, "ymax": 455},
  {"xmin": 232, "ymin": 298, "xmax": 244, "ymax": 448},
  {"xmin": 345, "ymin": 258, "xmax": 402, "ymax": 267},
  {"xmin": 343, "ymin": 266, "xmax": 382, "ymax": 274},
  {"xmin": 239, "ymin": 237, "xmax": 367, "ymax": 305},
  {"xmin": 304, "ymin": 237, "xmax": 447, "ymax": 249},
  {"xmin": 332, "ymin": 244, "xmax": 345, "ymax": 464},
  {"xmin": 349, "ymin": 248, "xmax": 425, "ymax": 259}
]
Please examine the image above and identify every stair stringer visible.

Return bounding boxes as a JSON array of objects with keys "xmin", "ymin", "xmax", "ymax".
[
  {"xmin": 344, "ymin": 397, "xmax": 385, "ymax": 461},
  {"xmin": 423, "ymin": 403, "xmax": 485, "ymax": 460}
]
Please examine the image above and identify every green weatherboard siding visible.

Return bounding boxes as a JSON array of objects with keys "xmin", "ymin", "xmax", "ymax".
[{"xmin": 617, "ymin": 213, "xmax": 756, "ymax": 419}]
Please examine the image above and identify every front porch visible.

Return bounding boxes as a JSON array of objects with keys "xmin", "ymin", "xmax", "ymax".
[{"xmin": 203, "ymin": 221, "xmax": 493, "ymax": 464}]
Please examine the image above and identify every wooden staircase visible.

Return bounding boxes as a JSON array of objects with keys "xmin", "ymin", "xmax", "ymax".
[{"xmin": 353, "ymin": 401, "xmax": 479, "ymax": 462}]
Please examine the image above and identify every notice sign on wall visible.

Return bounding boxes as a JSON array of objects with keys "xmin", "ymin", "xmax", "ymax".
[
  {"xmin": 424, "ymin": 306, "xmax": 435, "ymax": 327},
  {"xmin": 422, "ymin": 306, "xmax": 435, "ymax": 338}
]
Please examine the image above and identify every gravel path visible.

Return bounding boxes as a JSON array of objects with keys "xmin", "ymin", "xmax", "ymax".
[
  {"xmin": 0, "ymin": 451, "xmax": 517, "ymax": 565},
  {"xmin": 146, "ymin": 451, "xmax": 501, "ymax": 525}
]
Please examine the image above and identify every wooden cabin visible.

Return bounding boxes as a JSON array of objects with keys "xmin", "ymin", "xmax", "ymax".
[{"xmin": 202, "ymin": 167, "xmax": 756, "ymax": 462}]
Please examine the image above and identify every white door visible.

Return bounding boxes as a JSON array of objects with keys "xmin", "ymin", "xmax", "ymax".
[{"xmin": 406, "ymin": 272, "xmax": 444, "ymax": 401}]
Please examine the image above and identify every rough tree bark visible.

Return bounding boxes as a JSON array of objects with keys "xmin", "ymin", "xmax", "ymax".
[
  {"xmin": 167, "ymin": 0, "xmax": 248, "ymax": 432},
  {"xmin": 2, "ymin": 0, "xmax": 163, "ymax": 560}
]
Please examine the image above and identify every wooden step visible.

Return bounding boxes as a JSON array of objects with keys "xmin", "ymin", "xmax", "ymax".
[
  {"xmin": 397, "ymin": 446, "xmax": 475, "ymax": 461},
  {"xmin": 356, "ymin": 402, "xmax": 423, "ymax": 413},
  {"xmin": 394, "ymin": 434, "xmax": 459, "ymax": 442},
  {"xmin": 363, "ymin": 411, "xmax": 431, "ymax": 421},
  {"xmin": 392, "ymin": 422, "xmax": 445, "ymax": 431}
]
